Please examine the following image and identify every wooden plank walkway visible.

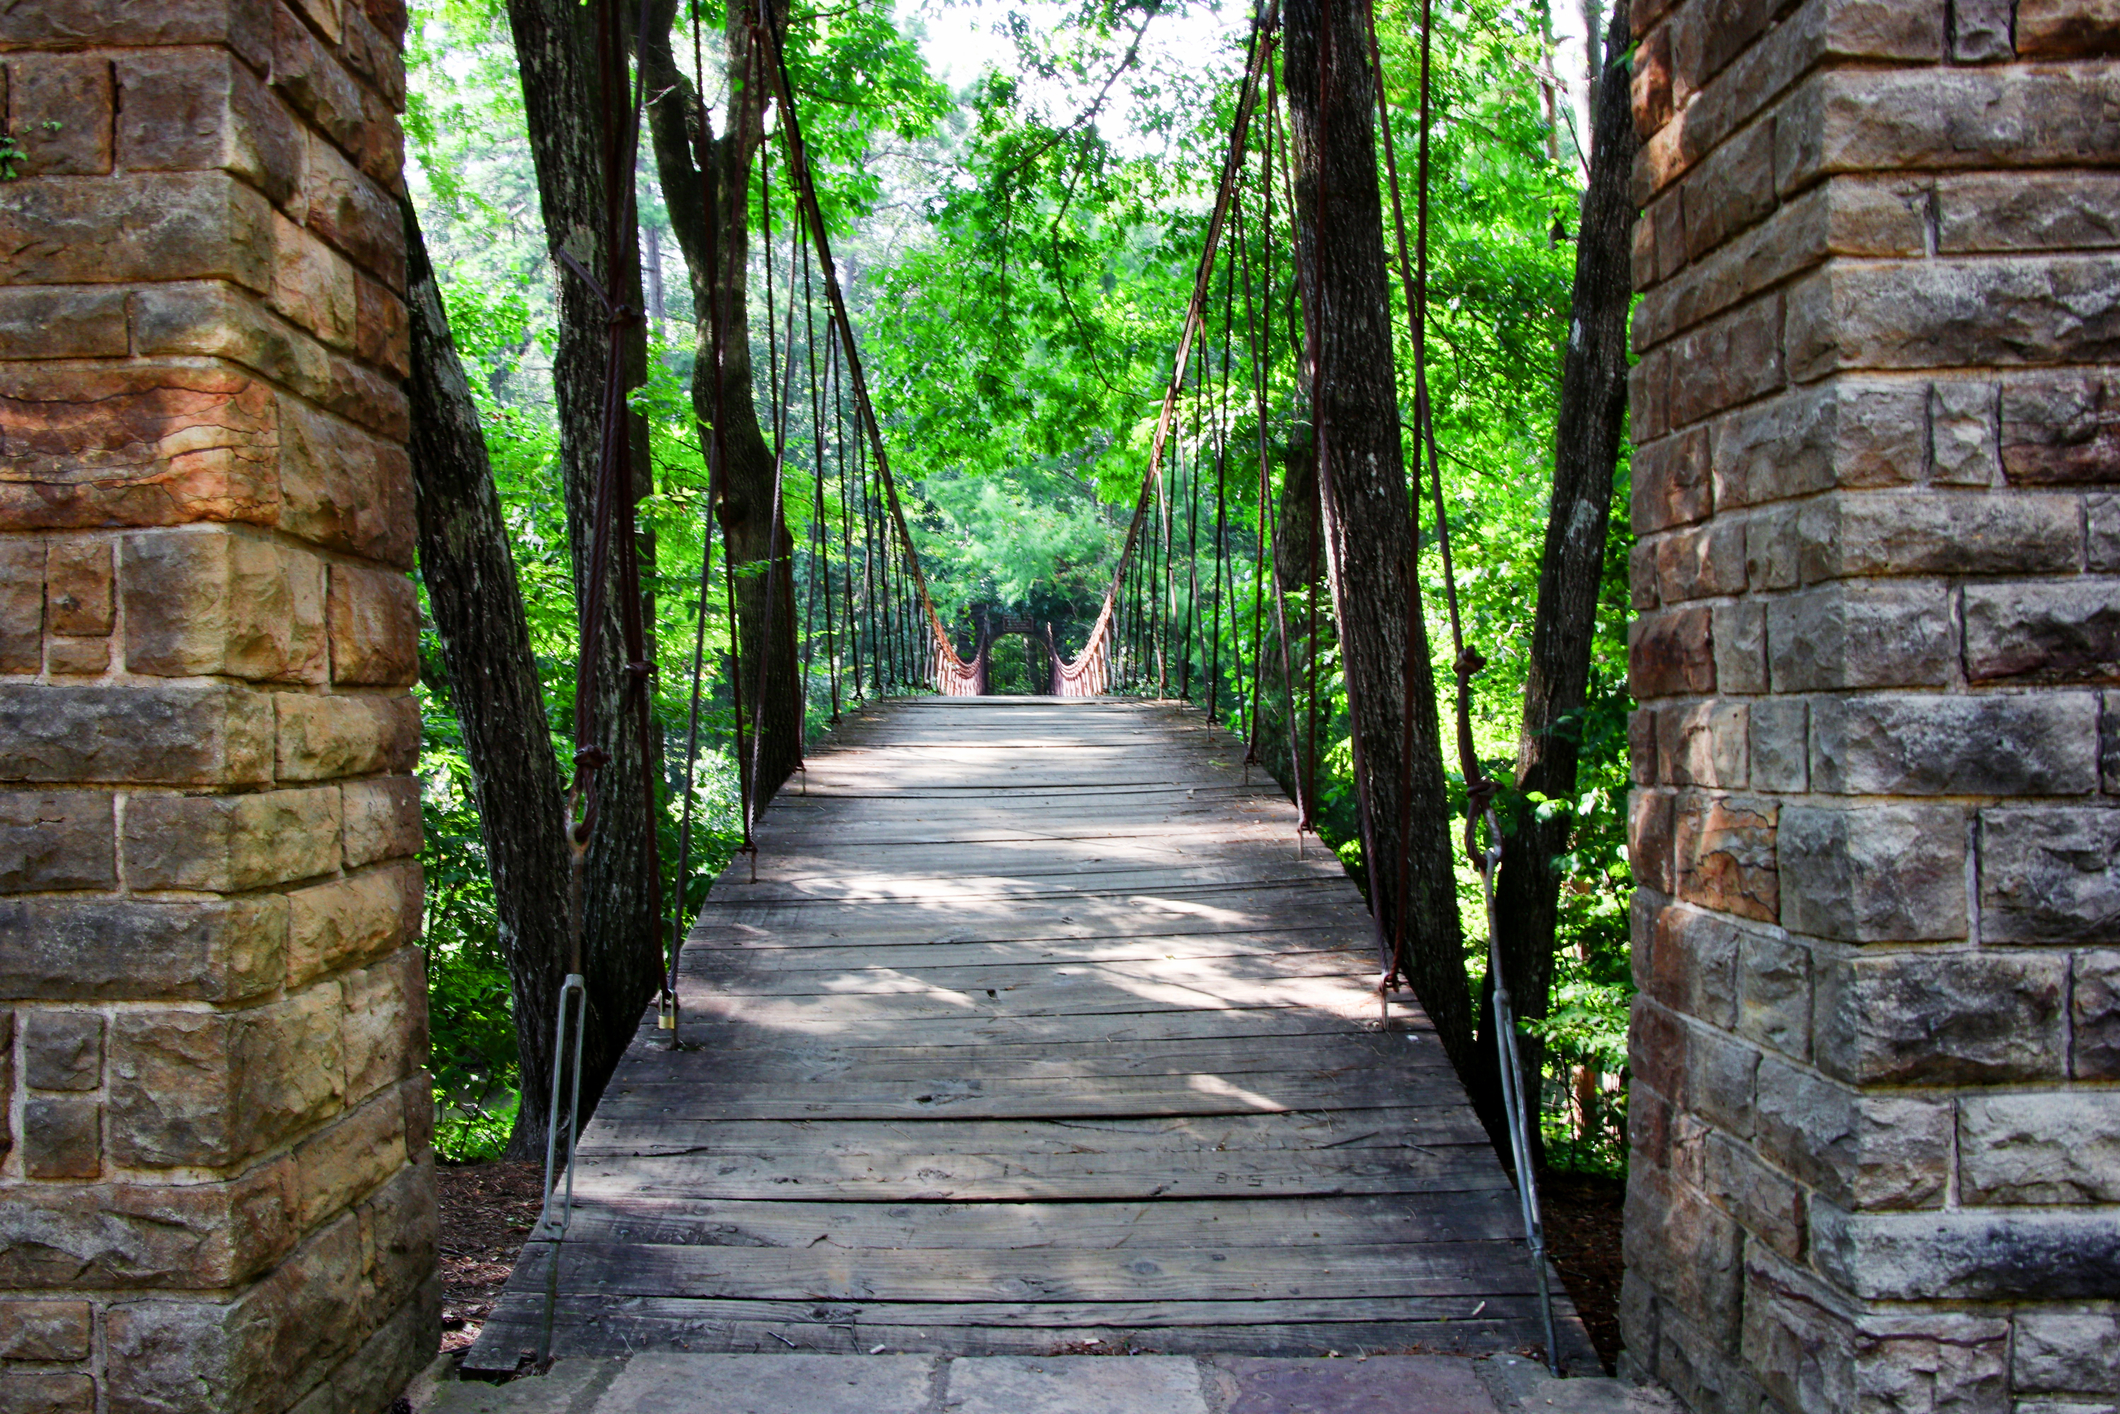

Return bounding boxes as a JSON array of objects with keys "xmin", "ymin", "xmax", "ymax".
[{"xmin": 465, "ymin": 696, "xmax": 1596, "ymax": 1373}]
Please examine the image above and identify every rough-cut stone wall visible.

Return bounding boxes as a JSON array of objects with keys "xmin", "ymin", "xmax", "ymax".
[
  {"xmin": 1622, "ymin": 0, "xmax": 2120, "ymax": 1410},
  {"xmin": 0, "ymin": 1, "xmax": 437, "ymax": 1410}
]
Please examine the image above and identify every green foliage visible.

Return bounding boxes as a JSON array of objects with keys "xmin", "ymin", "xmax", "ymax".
[{"xmin": 409, "ymin": 0, "xmax": 1636, "ymax": 1175}]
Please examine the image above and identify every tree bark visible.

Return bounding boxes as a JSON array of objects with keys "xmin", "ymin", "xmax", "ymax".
[
  {"xmin": 639, "ymin": 0, "xmax": 804, "ymax": 805},
  {"xmin": 403, "ymin": 201, "xmax": 575, "ymax": 1162},
  {"xmin": 1487, "ymin": 0, "xmax": 1638, "ymax": 1167},
  {"xmin": 502, "ymin": 0, "xmax": 665, "ymax": 1148},
  {"xmin": 1283, "ymin": 0, "xmax": 1492, "ymax": 1132}
]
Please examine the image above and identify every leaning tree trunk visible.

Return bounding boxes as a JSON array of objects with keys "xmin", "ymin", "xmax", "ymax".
[
  {"xmin": 402, "ymin": 200, "xmax": 573, "ymax": 1160},
  {"xmin": 1487, "ymin": 0, "xmax": 1639, "ymax": 1168},
  {"xmin": 639, "ymin": 0, "xmax": 804, "ymax": 805},
  {"xmin": 1283, "ymin": 0, "xmax": 1495, "ymax": 1136},
  {"xmin": 502, "ymin": 0, "xmax": 665, "ymax": 1147}
]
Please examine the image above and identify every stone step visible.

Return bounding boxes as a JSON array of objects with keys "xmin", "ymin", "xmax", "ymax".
[{"xmin": 410, "ymin": 1352, "xmax": 1678, "ymax": 1414}]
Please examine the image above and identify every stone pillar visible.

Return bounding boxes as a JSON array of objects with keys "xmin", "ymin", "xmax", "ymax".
[
  {"xmin": 1622, "ymin": 1, "xmax": 2120, "ymax": 1410},
  {"xmin": 0, "ymin": 1, "xmax": 437, "ymax": 1410}
]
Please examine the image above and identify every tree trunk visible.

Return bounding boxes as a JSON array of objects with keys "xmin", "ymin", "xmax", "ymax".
[
  {"xmin": 1487, "ymin": 0, "xmax": 1638, "ymax": 1168},
  {"xmin": 403, "ymin": 200, "xmax": 575, "ymax": 1162},
  {"xmin": 639, "ymin": 0, "xmax": 804, "ymax": 806},
  {"xmin": 1282, "ymin": 0, "xmax": 1492, "ymax": 1133},
  {"xmin": 502, "ymin": 0, "xmax": 665, "ymax": 1150}
]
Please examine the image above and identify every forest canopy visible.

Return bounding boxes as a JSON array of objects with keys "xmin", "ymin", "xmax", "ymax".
[{"xmin": 405, "ymin": 0, "xmax": 1634, "ymax": 1173}]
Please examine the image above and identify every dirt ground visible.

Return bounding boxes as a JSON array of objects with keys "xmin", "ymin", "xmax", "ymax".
[
  {"xmin": 436, "ymin": 1161, "xmax": 546, "ymax": 1353},
  {"xmin": 435, "ymin": 1161, "xmax": 1628, "ymax": 1369},
  {"xmin": 1537, "ymin": 1168, "xmax": 1627, "ymax": 1372}
]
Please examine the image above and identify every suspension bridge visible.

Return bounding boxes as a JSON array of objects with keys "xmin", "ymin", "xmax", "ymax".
[
  {"xmin": 481, "ymin": 0, "xmax": 1585, "ymax": 1380},
  {"xmin": 464, "ymin": 693, "xmax": 1595, "ymax": 1370}
]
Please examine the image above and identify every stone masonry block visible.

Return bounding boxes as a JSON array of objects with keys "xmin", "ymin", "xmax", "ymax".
[
  {"xmin": 0, "ymin": 791, "xmax": 115, "ymax": 892},
  {"xmin": 1938, "ymin": 172, "xmax": 2120, "ymax": 256},
  {"xmin": 1748, "ymin": 698, "xmax": 1806, "ymax": 793},
  {"xmin": 0, "ymin": 0, "xmax": 275, "ymax": 68},
  {"xmin": 1712, "ymin": 601, "xmax": 1766, "ymax": 695},
  {"xmin": 0, "ymin": 682, "xmax": 274, "ymax": 786},
  {"xmin": 105, "ymin": 1212, "xmax": 362, "ymax": 1414},
  {"xmin": 341, "ymin": 946, "xmax": 425, "ymax": 1105},
  {"xmin": 1690, "ymin": 1027, "xmax": 1761, "ymax": 1141},
  {"xmin": 1959, "ymin": 1092, "xmax": 2120, "ymax": 1205},
  {"xmin": 1633, "ymin": 426, "xmax": 1710, "ymax": 534},
  {"xmin": 1659, "ymin": 702, "xmax": 1748, "ymax": 789},
  {"xmin": 1631, "ymin": 789, "xmax": 1677, "ymax": 896},
  {"xmin": 1744, "ymin": 1248, "xmax": 2011, "ymax": 1414},
  {"xmin": 1796, "ymin": 491, "xmax": 2081, "ymax": 580},
  {"xmin": 1754, "ymin": 1054, "xmax": 1949, "ymax": 1209},
  {"xmin": 1768, "ymin": 581, "xmax": 1955, "ymax": 691},
  {"xmin": 1951, "ymin": 0, "xmax": 2016, "ymax": 61},
  {"xmin": 2107, "ymin": 690, "xmax": 2120, "ymax": 792},
  {"xmin": 1654, "ymin": 519, "xmax": 1746, "ymax": 603},
  {"xmin": 269, "ymin": 213, "xmax": 358, "ymax": 352},
  {"xmin": 301, "ymin": 130, "xmax": 405, "ymax": 287},
  {"xmin": 1928, "ymin": 381, "xmax": 2000, "ymax": 485},
  {"xmin": 1736, "ymin": 929, "xmax": 1810, "ymax": 1062},
  {"xmin": 122, "ymin": 529, "xmax": 328, "ymax": 682},
  {"xmin": 2002, "ymin": 369, "xmax": 2120, "ymax": 485},
  {"xmin": 1979, "ymin": 806, "xmax": 2120, "ymax": 943},
  {"xmin": 1705, "ymin": 1130, "xmax": 1806, "ymax": 1262},
  {"xmin": 1777, "ymin": 67, "xmax": 2120, "ymax": 197},
  {"xmin": 21, "ymin": 1010, "xmax": 104, "ymax": 1091},
  {"xmin": 1810, "ymin": 692, "xmax": 2100, "ymax": 797},
  {"xmin": 2092, "ymin": 496, "xmax": 2120, "ymax": 572},
  {"xmin": 1812, "ymin": 1204, "xmax": 2120, "ymax": 1302},
  {"xmin": 2079, "ymin": 950, "xmax": 2120, "ymax": 1080},
  {"xmin": 0, "ymin": 287, "xmax": 130, "ymax": 361},
  {"xmin": 1788, "ymin": 257, "xmax": 2120, "ymax": 384},
  {"xmin": 343, "ymin": 0, "xmax": 409, "ymax": 112},
  {"xmin": 109, "ymin": 987, "xmax": 345, "ymax": 1170},
  {"xmin": 1632, "ymin": 541, "xmax": 1658, "ymax": 613},
  {"xmin": 274, "ymin": 690, "xmax": 420, "ymax": 781},
  {"xmin": 2013, "ymin": 1313, "xmax": 2120, "ymax": 1394},
  {"xmin": 356, "ymin": 269, "xmax": 411, "ymax": 376},
  {"xmin": 2018, "ymin": 0, "xmax": 2120, "ymax": 58},
  {"xmin": 328, "ymin": 562, "xmax": 419, "ymax": 686},
  {"xmin": 0, "ymin": 361, "xmax": 281, "ymax": 533},
  {"xmin": 1631, "ymin": 605, "xmax": 1715, "ymax": 699},
  {"xmin": 1744, "ymin": 504, "xmax": 1800, "ymax": 590},
  {"xmin": 273, "ymin": 0, "xmax": 372, "ymax": 166},
  {"xmin": 131, "ymin": 281, "xmax": 409, "ymax": 441},
  {"xmin": 0, "ymin": 1163, "xmax": 295, "ymax": 1291},
  {"xmin": 123, "ymin": 786, "xmax": 341, "ymax": 892},
  {"xmin": 1675, "ymin": 793, "xmax": 1778, "ymax": 922},
  {"xmin": 2, "ymin": 53, "xmax": 114, "ymax": 177},
  {"xmin": 0, "ymin": 171, "xmax": 273, "ymax": 292},
  {"xmin": 44, "ymin": 538, "xmax": 113, "ymax": 636},
  {"xmin": 0, "ymin": 1373, "xmax": 95, "ymax": 1414},
  {"xmin": 43, "ymin": 636, "xmax": 109, "ymax": 676},
  {"xmin": 1678, "ymin": 117, "xmax": 1776, "ymax": 264},
  {"xmin": 1963, "ymin": 580, "xmax": 2120, "ymax": 684},
  {"xmin": 357, "ymin": 1156, "xmax": 436, "ymax": 1315},
  {"xmin": 342, "ymin": 776, "xmax": 420, "ymax": 867},
  {"xmin": 400, "ymin": 1068, "xmax": 434, "ymax": 1162},
  {"xmin": 292, "ymin": 1086, "xmax": 406, "ymax": 1231},
  {"xmin": 0, "ymin": 538, "xmax": 40, "ymax": 671},
  {"xmin": 1668, "ymin": 293, "xmax": 1784, "ymax": 429},
  {"xmin": 113, "ymin": 47, "xmax": 301, "ymax": 207},
  {"xmin": 0, "ymin": 1301, "xmax": 93, "ymax": 1360},
  {"xmin": 330, "ymin": 1279, "xmax": 443, "ymax": 1414},
  {"xmin": 1624, "ymin": 1163, "xmax": 1745, "ymax": 1355},
  {"xmin": 0, "ymin": 895, "xmax": 284, "ymax": 1003},
  {"xmin": 287, "ymin": 861, "xmax": 421, "ymax": 986},
  {"xmin": 21, "ymin": 1097, "xmax": 102, "ymax": 1179},
  {"xmin": 1814, "ymin": 949, "xmax": 2065, "ymax": 1085},
  {"xmin": 1649, "ymin": 904, "xmax": 1741, "ymax": 1029},
  {"xmin": 279, "ymin": 392, "xmax": 417, "ymax": 568},
  {"xmin": 1711, "ymin": 378, "xmax": 1927, "ymax": 509},
  {"xmin": 1630, "ymin": 995, "xmax": 1690, "ymax": 1120}
]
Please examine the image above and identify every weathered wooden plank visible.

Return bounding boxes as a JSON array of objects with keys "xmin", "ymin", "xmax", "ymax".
[
  {"xmin": 465, "ymin": 696, "xmax": 1585, "ymax": 1372},
  {"xmin": 546, "ymin": 1193, "xmax": 1526, "ymax": 1249}
]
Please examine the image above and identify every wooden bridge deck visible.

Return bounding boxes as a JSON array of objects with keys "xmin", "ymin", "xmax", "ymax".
[{"xmin": 465, "ymin": 696, "xmax": 1595, "ymax": 1372}]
